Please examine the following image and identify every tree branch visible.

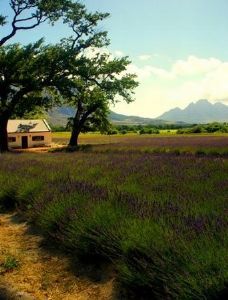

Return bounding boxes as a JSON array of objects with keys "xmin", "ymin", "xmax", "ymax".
[
  {"xmin": 79, "ymin": 103, "xmax": 99, "ymax": 127},
  {"xmin": 0, "ymin": 1, "xmax": 45, "ymax": 46}
]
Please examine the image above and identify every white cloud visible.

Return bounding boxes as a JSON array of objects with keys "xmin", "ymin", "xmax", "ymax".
[
  {"xmin": 129, "ymin": 55, "xmax": 228, "ymax": 101},
  {"xmin": 171, "ymin": 56, "xmax": 221, "ymax": 77},
  {"xmin": 138, "ymin": 53, "xmax": 168, "ymax": 61},
  {"xmin": 113, "ymin": 55, "xmax": 228, "ymax": 117},
  {"xmin": 132, "ymin": 55, "xmax": 224, "ymax": 80},
  {"xmin": 126, "ymin": 64, "xmax": 154, "ymax": 80},
  {"xmin": 114, "ymin": 50, "xmax": 124, "ymax": 57},
  {"xmin": 150, "ymin": 67, "xmax": 174, "ymax": 79},
  {"xmin": 138, "ymin": 54, "xmax": 152, "ymax": 61},
  {"xmin": 126, "ymin": 64, "xmax": 173, "ymax": 80},
  {"xmin": 169, "ymin": 62, "xmax": 228, "ymax": 103}
]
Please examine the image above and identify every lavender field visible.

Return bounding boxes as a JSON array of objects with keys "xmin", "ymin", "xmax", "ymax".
[
  {"xmin": 0, "ymin": 147, "xmax": 227, "ymax": 299},
  {"xmin": 53, "ymin": 133, "xmax": 228, "ymax": 155}
]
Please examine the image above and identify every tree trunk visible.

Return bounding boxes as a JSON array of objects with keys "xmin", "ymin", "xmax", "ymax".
[
  {"xmin": 68, "ymin": 103, "xmax": 97, "ymax": 147},
  {"xmin": 69, "ymin": 126, "xmax": 80, "ymax": 147},
  {"xmin": 68, "ymin": 104, "xmax": 83, "ymax": 147},
  {"xmin": 0, "ymin": 117, "xmax": 9, "ymax": 152}
]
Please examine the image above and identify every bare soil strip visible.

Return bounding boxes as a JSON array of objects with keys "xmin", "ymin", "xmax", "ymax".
[{"xmin": 0, "ymin": 213, "xmax": 114, "ymax": 300}]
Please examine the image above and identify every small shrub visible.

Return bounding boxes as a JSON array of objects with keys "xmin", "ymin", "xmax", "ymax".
[
  {"xmin": 208, "ymin": 150, "xmax": 220, "ymax": 156},
  {"xmin": 0, "ymin": 256, "xmax": 19, "ymax": 273},
  {"xmin": 172, "ymin": 149, "xmax": 181, "ymax": 155},
  {"xmin": 17, "ymin": 179, "xmax": 43, "ymax": 210},
  {"xmin": 195, "ymin": 149, "xmax": 206, "ymax": 156},
  {"xmin": 139, "ymin": 128, "xmax": 159, "ymax": 135},
  {"xmin": 189, "ymin": 126, "xmax": 203, "ymax": 133},
  {"xmin": 65, "ymin": 202, "xmax": 126, "ymax": 260},
  {"xmin": 120, "ymin": 130, "xmax": 127, "ymax": 135},
  {"xmin": 108, "ymin": 130, "xmax": 118, "ymax": 135},
  {"xmin": 0, "ymin": 184, "xmax": 18, "ymax": 211},
  {"xmin": 176, "ymin": 129, "xmax": 184, "ymax": 134}
]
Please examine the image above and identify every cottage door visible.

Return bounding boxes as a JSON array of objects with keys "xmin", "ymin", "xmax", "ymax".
[{"xmin": 21, "ymin": 136, "xmax": 28, "ymax": 149}]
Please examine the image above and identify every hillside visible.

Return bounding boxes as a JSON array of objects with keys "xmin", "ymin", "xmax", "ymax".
[
  {"xmin": 157, "ymin": 99, "xmax": 228, "ymax": 123},
  {"xmin": 48, "ymin": 107, "xmax": 178, "ymax": 126},
  {"xmin": 109, "ymin": 111, "xmax": 171, "ymax": 125}
]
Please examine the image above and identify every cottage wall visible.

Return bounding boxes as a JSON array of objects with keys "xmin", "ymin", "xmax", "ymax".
[{"xmin": 8, "ymin": 132, "xmax": 52, "ymax": 148}]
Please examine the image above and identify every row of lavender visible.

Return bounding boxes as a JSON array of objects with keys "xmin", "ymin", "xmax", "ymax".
[
  {"xmin": 0, "ymin": 152, "xmax": 227, "ymax": 299},
  {"xmin": 53, "ymin": 134, "xmax": 228, "ymax": 155}
]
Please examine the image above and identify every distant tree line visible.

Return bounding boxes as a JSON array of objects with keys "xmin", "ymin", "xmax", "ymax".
[
  {"xmin": 51, "ymin": 122, "xmax": 228, "ymax": 135},
  {"xmin": 51, "ymin": 122, "xmax": 188, "ymax": 133},
  {"xmin": 177, "ymin": 122, "xmax": 228, "ymax": 134}
]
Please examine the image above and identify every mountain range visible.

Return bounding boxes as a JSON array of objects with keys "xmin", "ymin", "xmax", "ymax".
[
  {"xmin": 47, "ymin": 100, "xmax": 228, "ymax": 126},
  {"xmin": 157, "ymin": 99, "xmax": 228, "ymax": 123}
]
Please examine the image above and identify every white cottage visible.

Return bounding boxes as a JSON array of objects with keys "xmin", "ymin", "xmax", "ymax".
[{"xmin": 7, "ymin": 119, "xmax": 52, "ymax": 149}]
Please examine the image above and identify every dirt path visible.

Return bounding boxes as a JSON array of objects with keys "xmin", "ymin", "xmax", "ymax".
[{"xmin": 0, "ymin": 213, "xmax": 114, "ymax": 300}]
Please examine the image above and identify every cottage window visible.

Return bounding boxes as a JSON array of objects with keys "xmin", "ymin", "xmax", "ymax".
[
  {"xmin": 8, "ymin": 137, "xmax": 16, "ymax": 142},
  {"xmin": 32, "ymin": 136, "xmax": 44, "ymax": 141}
]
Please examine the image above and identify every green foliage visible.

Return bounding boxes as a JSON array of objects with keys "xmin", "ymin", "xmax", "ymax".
[
  {"xmin": 0, "ymin": 255, "xmax": 19, "ymax": 273},
  {"xmin": 177, "ymin": 123, "xmax": 228, "ymax": 134},
  {"xmin": 205, "ymin": 122, "xmax": 228, "ymax": 133},
  {"xmin": 65, "ymin": 52, "xmax": 138, "ymax": 145},
  {"xmin": 67, "ymin": 105, "xmax": 112, "ymax": 134},
  {"xmin": 0, "ymin": 15, "xmax": 6, "ymax": 26},
  {"xmin": 65, "ymin": 202, "xmax": 125, "ymax": 259},
  {"xmin": 107, "ymin": 129, "xmax": 118, "ymax": 135},
  {"xmin": 51, "ymin": 125, "xmax": 68, "ymax": 132},
  {"xmin": 0, "ymin": 40, "xmax": 60, "ymax": 115},
  {"xmin": 139, "ymin": 128, "xmax": 159, "ymax": 134},
  {"xmin": 0, "ymin": 175, "xmax": 18, "ymax": 211},
  {"xmin": 22, "ymin": 106, "xmax": 48, "ymax": 119},
  {"xmin": 120, "ymin": 130, "xmax": 127, "ymax": 135},
  {"xmin": 17, "ymin": 179, "xmax": 44, "ymax": 210}
]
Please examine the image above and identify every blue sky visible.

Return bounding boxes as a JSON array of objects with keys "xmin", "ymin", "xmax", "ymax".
[{"xmin": 1, "ymin": 0, "xmax": 228, "ymax": 117}]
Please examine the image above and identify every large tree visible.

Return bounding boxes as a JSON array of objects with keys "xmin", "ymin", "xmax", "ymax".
[
  {"xmin": 0, "ymin": 1, "xmax": 109, "ymax": 152},
  {"xmin": 62, "ymin": 52, "xmax": 138, "ymax": 147}
]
